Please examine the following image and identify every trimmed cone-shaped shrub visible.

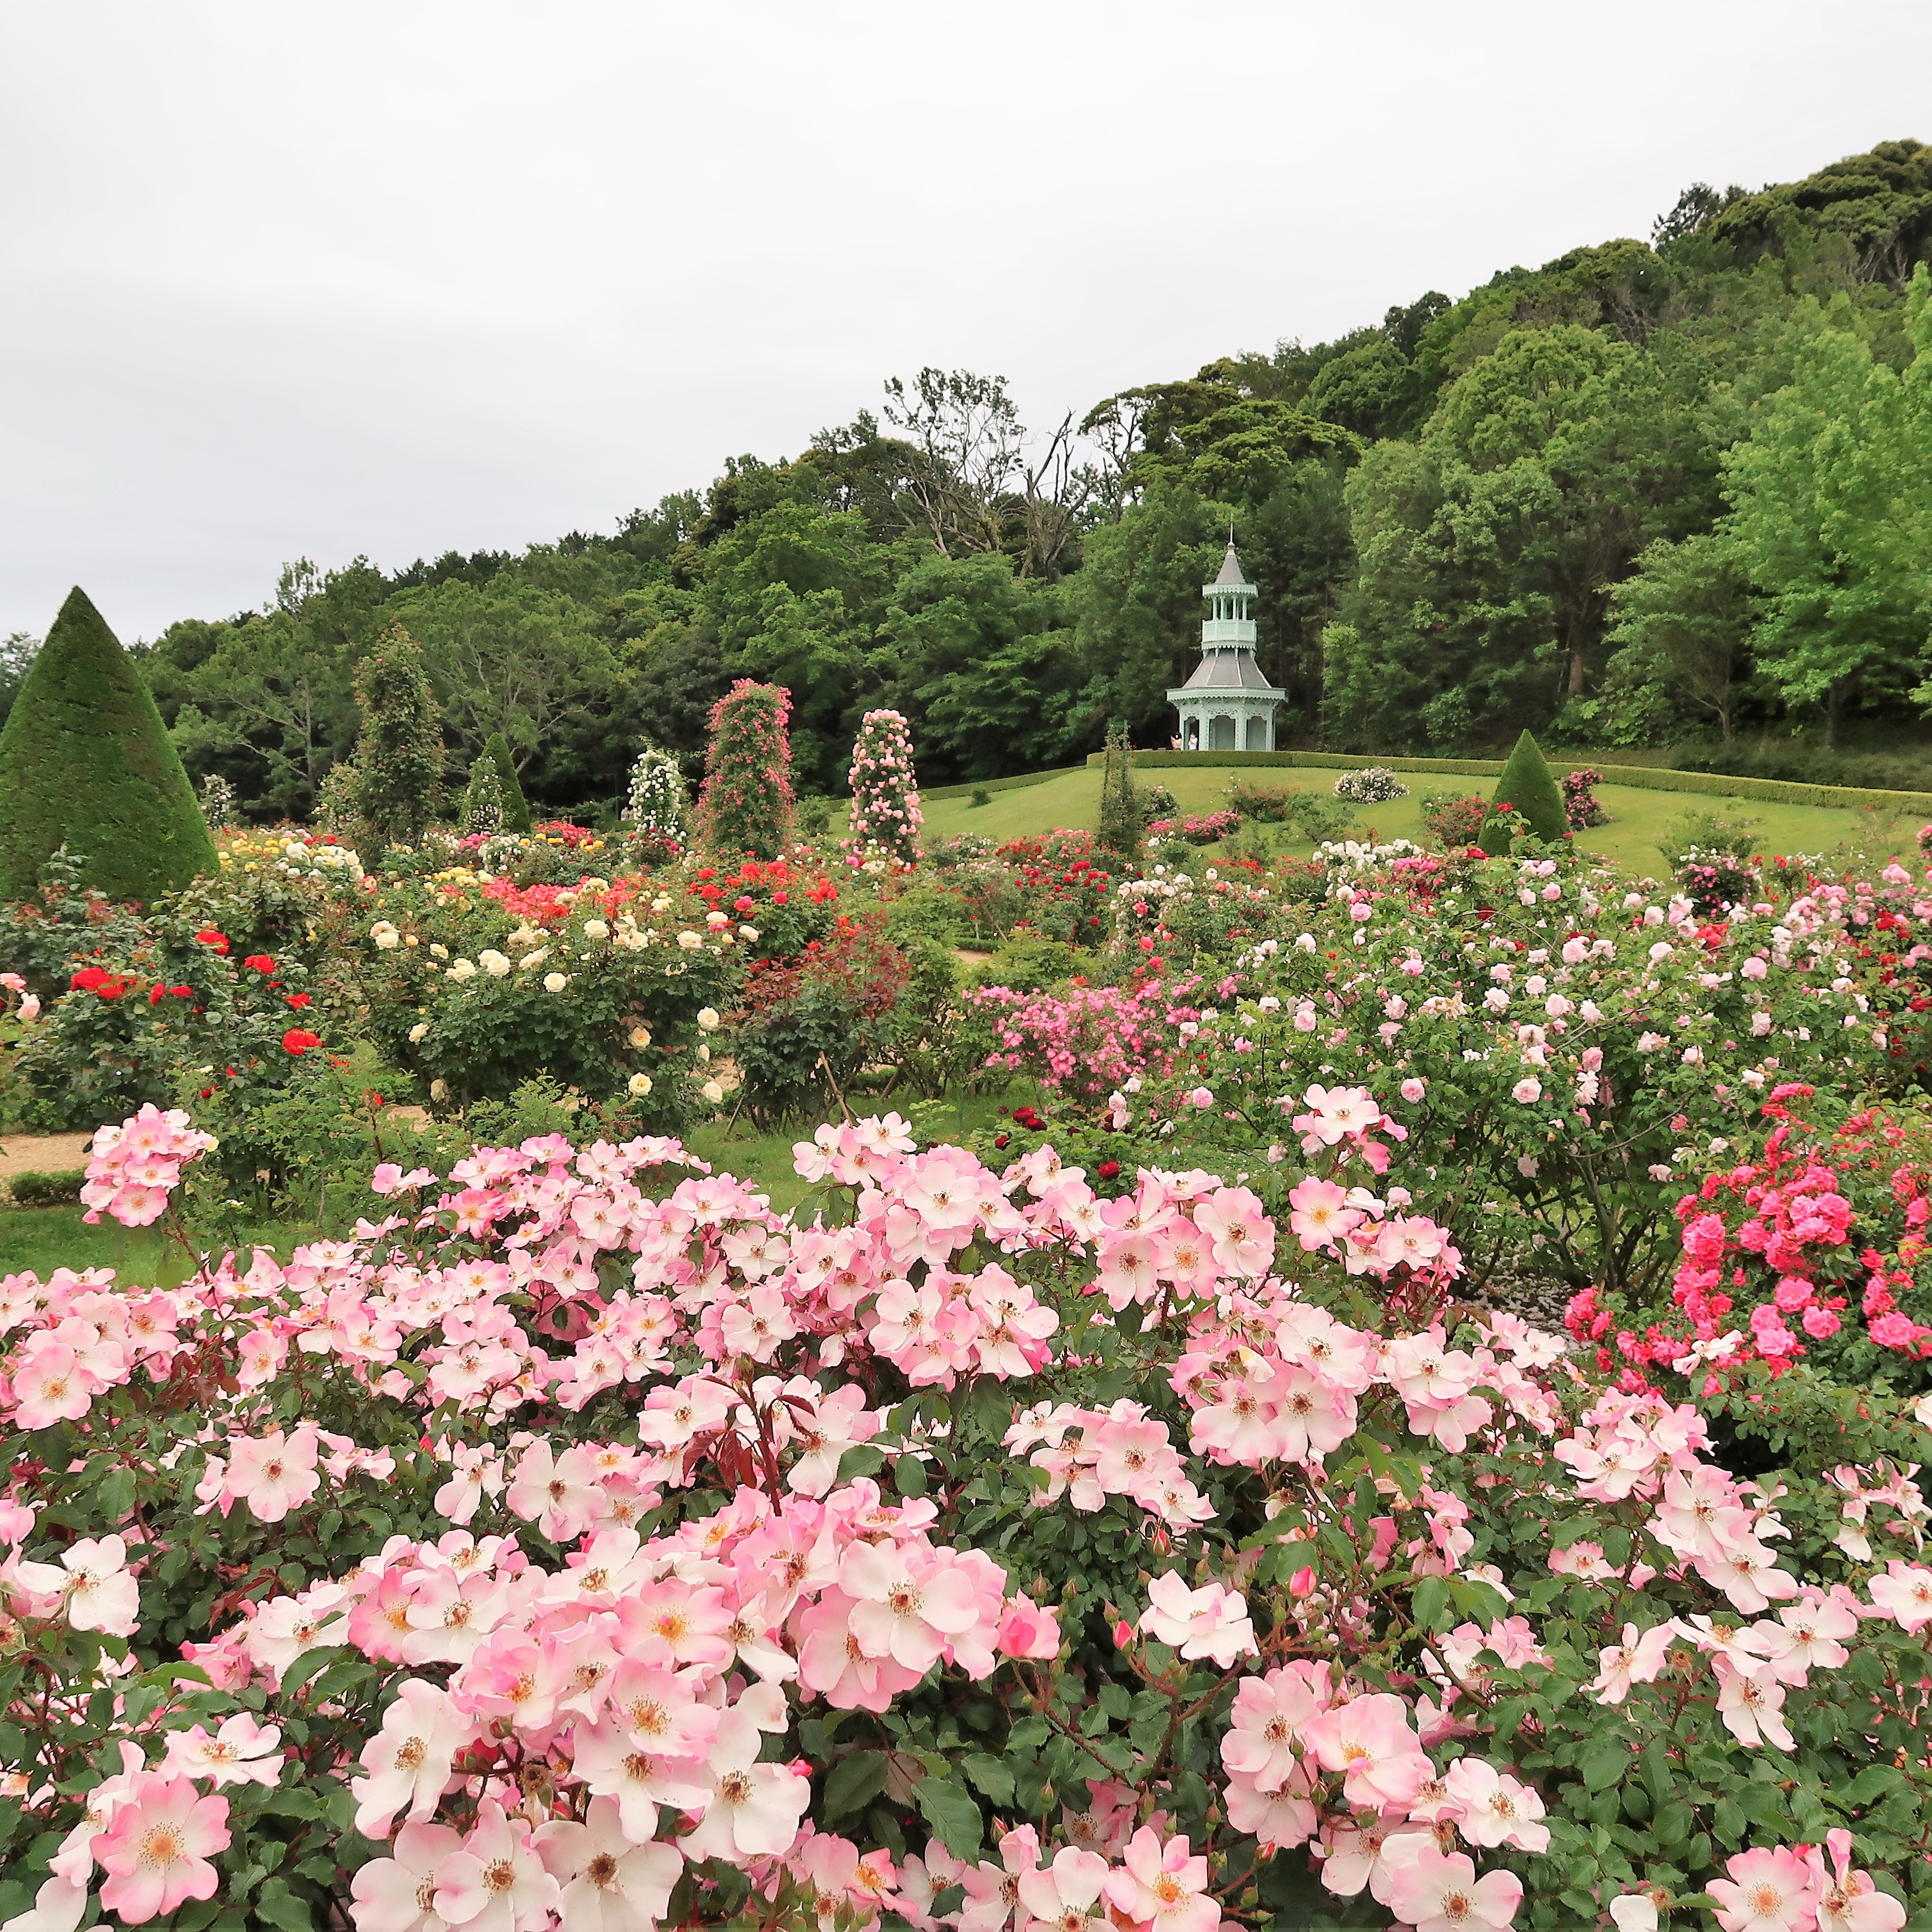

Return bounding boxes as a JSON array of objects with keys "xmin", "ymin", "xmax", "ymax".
[
  {"xmin": 0, "ymin": 587, "xmax": 217, "ymax": 904},
  {"xmin": 847, "ymin": 709, "xmax": 923, "ymax": 863},
  {"xmin": 484, "ymin": 730, "xmax": 531, "ymax": 833},
  {"xmin": 697, "ymin": 681, "xmax": 795, "ymax": 860},
  {"xmin": 1096, "ymin": 720, "xmax": 1142, "ymax": 868},
  {"xmin": 1478, "ymin": 728, "xmax": 1569, "ymax": 854},
  {"xmin": 352, "ymin": 626, "xmax": 443, "ymax": 849}
]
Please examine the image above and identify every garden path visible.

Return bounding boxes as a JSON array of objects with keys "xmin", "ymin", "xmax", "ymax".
[{"xmin": 0, "ymin": 1131, "xmax": 93, "ymax": 1183}]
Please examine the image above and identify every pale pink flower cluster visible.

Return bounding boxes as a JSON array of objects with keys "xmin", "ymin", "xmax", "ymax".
[
  {"xmin": 1213, "ymin": 1660, "xmax": 1540, "ymax": 1918},
  {"xmin": 194, "ymin": 1421, "xmax": 396, "ymax": 1523},
  {"xmin": 936, "ymin": 1818, "xmax": 1223, "ymax": 1932},
  {"xmin": 1707, "ymin": 1832, "xmax": 1904, "ymax": 1932},
  {"xmin": 2, "ymin": 1265, "xmax": 183, "ymax": 1429},
  {"xmin": 141, "ymin": 1479, "xmax": 1061, "ymax": 1932},
  {"xmin": 1005, "ymin": 1400, "xmax": 1212, "ymax": 1530},
  {"xmin": 79, "ymin": 1104, "xmax": 216, "ymax": 1227},
  {"xmin": 1284, "ymin": 1174, "xmax": 1461, "ymax": 1285},
  {"xmin": 1588, "ymin": 1588, "xmax": 1861, "ymax": 1750},
  {"xmin": 1554, "ymin": 1389, "xmax": 1804, "ymax": 1612}
]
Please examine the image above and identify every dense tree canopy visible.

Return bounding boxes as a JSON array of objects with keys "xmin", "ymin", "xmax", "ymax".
[{"xmin": 130, "ymin": 138, "xmax": 1932, "ymax": 818}]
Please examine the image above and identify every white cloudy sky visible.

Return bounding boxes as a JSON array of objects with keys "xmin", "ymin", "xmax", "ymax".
[{"xmin": 2, "ymin": 0, "xmax": 1928, "ymax": 641}]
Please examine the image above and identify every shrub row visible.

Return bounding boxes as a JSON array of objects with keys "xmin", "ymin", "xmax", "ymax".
[{"xmin": 1104, "ymin": 749, "xmax": 1932, "ymax": 814}]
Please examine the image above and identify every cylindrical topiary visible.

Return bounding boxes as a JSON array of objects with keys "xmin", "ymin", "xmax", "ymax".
[
  {"xmin": 352, "ymin": 625, "xmax": 444, "ymax": 849},
  {"xmin": 846, "ymin": 709, "xmax": 923, "ymax": 864},
  {"xmin": 1478, "ymin": 728, "xmax": 1570, "ymax": 854},
  {"xmin": 696, "ymin": 680, "xmax": 795, "ymax": 860},
  {"xmin": 0, "ymin": 586, "xmax": 217, "ymax": 904},
  {"xmin": 461, "ymin": 756, "xmax": 505, "ymax": 837},
  {"xmin": 199, "ymin": 772, "xmax": 238, "ymax": 831},
  {"xmin": 1096, "ymin": 720, "xmax": 1142, "ymax": 869},
  {"xmin": 484, "ymin": 730, "xmax": 532, "ymax": 833},
  {"xmin": 623, "ymin": 744, "xmax": 687, "ymax": 843}
]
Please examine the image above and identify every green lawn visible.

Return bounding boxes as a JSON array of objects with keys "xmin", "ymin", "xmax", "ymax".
[{"xmin": 916, "ymin": 762, "xmax": 1919, "ymax": 876}]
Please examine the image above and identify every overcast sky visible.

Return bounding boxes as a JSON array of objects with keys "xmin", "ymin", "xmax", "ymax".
[{"xmin": 2, "ymin": 1, "xmax": 1928, "ymax": 642}]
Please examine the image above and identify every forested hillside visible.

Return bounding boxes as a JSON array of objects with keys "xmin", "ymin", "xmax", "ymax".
[{"xmin": 33, "ymin": 138, "xmax": 1932, "ymax": 816}]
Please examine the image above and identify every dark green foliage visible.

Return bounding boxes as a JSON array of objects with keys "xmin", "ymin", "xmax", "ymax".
[
  {"xmin": 0, "ymin": 587, "xmax": 217, "ymax": 905},
  {"xmin": 484, "ymin": 731, "xmax": 532, "ymax": 831},
  {"xmin": 1095, "ymin": 721, "xmax": 1141, "ymax": 866},
  {"xmin": 697, "ymin": 680, "xmax": 795, "ymax": 859},
  {"xmin": 352, "ymin": 626, "xmax": 443, "ymax": 848},
  {"xmin": 1480, "ymin": 729, "xmax": 1569, "ymax": 851}
]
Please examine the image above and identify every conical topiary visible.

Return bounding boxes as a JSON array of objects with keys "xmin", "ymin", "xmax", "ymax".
[
  {"xmin": 1478, "ymin": 729, "xmax": 1569, "ymax": 855},
  {"xmin": 484, "ymin": 731, "xmax": 532, "ymax": 833},
  {"xmin": 0, "ymin": 587, "xmax": 217, "ymax": 904}
]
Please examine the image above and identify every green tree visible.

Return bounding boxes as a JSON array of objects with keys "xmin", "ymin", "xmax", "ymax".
[
  {"xmin": 0, "ymin": 587, "xmax": 216, "ymax": 903},
  {"xmin": 1324, "ymin": 326, "xmax": 1692, "ymax": 748},
  {"xmin": 1724, "ymin": 279, "xmax": 1932, "ymax": 745},
  {"xmin": 391, "ymin": 576, "xmax": 616, "ymax": 787},
  {"xmin": 875, "ymin": 553, "xmax": 1087, "ymax": 780},
  {"xmin": 1597, "ymin": 533, "xmax": 1752, "ymax": 742},
  {"xmin": 147, "ymin": 558, "xmax": 386, "ymax": 818},
  {"xmin": 352, "ymin": 625, "xmax": 444, "ymax": 848}
]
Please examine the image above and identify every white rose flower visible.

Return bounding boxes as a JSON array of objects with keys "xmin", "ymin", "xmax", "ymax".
[
  {"xmin": 518, "ymin": 950, "xmax": 548, "ymax": 970},
  {"xmin": 448, "ymin": 959, "xmax": 478, "ymax": 982},
  {"xmin": 543, "ymin": 972, "xmax": 568, "ymax": 992},
  {"xmin": 583, "ymin": 919, "xmax": 609, "ymax": 940},
  {"xmin": 701, "ymin": 1079, "xmax": 725, "ymax": 1104},
  {"xmin": 706, "ymin": 910, "xmax": 729, "ymax": 928},
  {"xmin": 480, "ymin": 950, "xmax": 511, "ymax": 977},
  {"xmin": 430, "ymin": 1079, "xmax": 449, "ymax": 1101},
  {"xmin": 429, "ymin": 944, "xmax": 449, "ymax": 960},
  {"xmin": 696, "ymin": 1007, "xmax": 720, "ymax": 1031},
  {"xmin": 696, "ymin": 1043, "xmax": 710, "ymax": 1062},
  {"xmin": 628, "ymin": 1072, "xmax": 652, "ymax": 1097},
  {"xmin": 677, "ymin": 932, "xmax": 704, "ymax": 951},
  {"xmin": 739, "ymin": 925, "xmax": 760, "ymax": 942},
  {"xmin": 408, "ymin": 1022, "xmax": 430, "ymax": 1043},
  {"xmin": 628, "ymin": 1025, "xmax": 652, "ymax": 1049}
]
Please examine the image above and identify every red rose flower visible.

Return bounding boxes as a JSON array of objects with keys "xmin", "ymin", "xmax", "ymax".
[
  {"xmin": 282, "ymin": 1028, "xmax": 322, "ymax": 1056},
  {"xmin": 243, "ymin": 954, "xmax": 275, "ymax": 972},
  {"xmin": 194, "ymin": 928, "xmax": 231, "ymax": 953}
]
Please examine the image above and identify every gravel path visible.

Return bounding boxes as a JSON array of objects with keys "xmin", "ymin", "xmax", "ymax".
[{"xmin": 0, "ymin": 1132, "xmax": 95, "ymax": 1187}]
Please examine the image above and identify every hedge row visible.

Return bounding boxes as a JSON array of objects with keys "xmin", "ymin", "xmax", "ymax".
[
  {"xmin": 1098, "ymin": 749, "xmax": 1932, "ymax": 816},
  {"xmin": 920, "ymin": 763, "xmax": 1087, "ymax": 803}
]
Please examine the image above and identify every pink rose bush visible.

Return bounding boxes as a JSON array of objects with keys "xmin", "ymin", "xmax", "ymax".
[
  {"xmin": 985, "ymin": 847, "xmax": 1932, "ymax": 1316},
  {"xmin": 847, "ymin": 710, "xmax": 924, "ymax": 867},
  {"xmin": 5, "ymin": 1089, "xmax": 1932, "ymax": 1927}
]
